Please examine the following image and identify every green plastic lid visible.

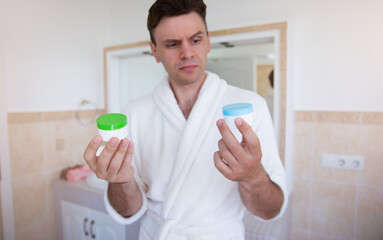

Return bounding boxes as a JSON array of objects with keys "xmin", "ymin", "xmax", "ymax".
[{"xmin": 97, "ymin": 113, "xmax": 127, "ymax": 131}]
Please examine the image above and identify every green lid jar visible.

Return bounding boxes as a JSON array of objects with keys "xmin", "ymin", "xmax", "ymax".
[{"xmin": 96, "ymin": 113, "xmax": 127, "ymax": 141}]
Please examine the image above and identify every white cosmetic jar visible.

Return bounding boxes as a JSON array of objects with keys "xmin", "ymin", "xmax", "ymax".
[
  {"xmin": 222, "ymin": 103, "xmax": 254, "ymax": 129},
  {"xmin": 96, "ymin": 113, "xmax": 128, "ymax": 142}
]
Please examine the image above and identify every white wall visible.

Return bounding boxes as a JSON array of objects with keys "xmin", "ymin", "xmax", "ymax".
[
  {"xmin": 1, "ymin": 0, "xmax": 382, "ymax": 112},
  {"xmin": 108, "ymin": 0, "xmax": 383, "ymax": 112},
  {"xmin": 0, "ymin": 1, "xmax": 16, "ymax": 239},
  {"xmin": 1, "ymin": 0, "xmax": 113, "ymax": 112},
  {"xmin": 109, "ymin": 0, "xmax": 153, "ymax": 46},
  {"xmin": 288, "ymin": 0, "xmax": 383, "ymax": 111}
]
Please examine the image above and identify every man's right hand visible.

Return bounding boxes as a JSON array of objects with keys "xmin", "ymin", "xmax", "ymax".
[{"xmin": 83, "ymin": 136, "xmax": 135, "ymax": 184}]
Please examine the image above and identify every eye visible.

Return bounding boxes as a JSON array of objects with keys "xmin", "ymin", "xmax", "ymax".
[
  {"xmin": 192, "ymin": 38, "xmax": 201, "ymax": 44},
  {"xmin": 166, "ymin": 42, "xmax": 178, "ymax": 48}
]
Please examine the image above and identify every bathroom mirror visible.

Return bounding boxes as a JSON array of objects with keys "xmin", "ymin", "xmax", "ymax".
[{"xmin": 103, "ymin": 22, "xmax": 287, "ymax": 163}]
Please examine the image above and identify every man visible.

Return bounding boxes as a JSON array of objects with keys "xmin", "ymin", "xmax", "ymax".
[
  {"xmin": 84, "ymin": 0, "xmax": 287, "ymax": 239},
  {"xmin": 265, "ymin": 69, "xmax": 274, "ymax": 119}
]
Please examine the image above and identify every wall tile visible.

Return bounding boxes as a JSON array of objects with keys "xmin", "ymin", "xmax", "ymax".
[
  {"xmin": 291, "ymin": 178, "xmax": 311, "ymax": 229},
  {"xmin": 316, "ymin": 111, "xmax": 361, "ymax": 124},
  {"xmin": 42, "ymin": 111, "xmax": 73, "ymax": 122},
  {"xmin": 42, "ymin": 120, "xmax": 75, "ymax": 170},
  {"xmin": 310, "ymin": 232, "xmax": 344, "ymax": 240},
  {"xmin": 7, "ymin": 109, "xmax": 107, "ymax": 240},
  {"xmin": 292, "ymin": 110, "xmax": 383, "ymax": 240},
  {"xmin": 295, "ymin": 111, "xmax": 316, "ymax": 122},
  {"xmin": 15, "ymin": 218, "xmax": 50, "ymax": 240},
  {"xmin": 356, "ymin": 186, "xmax": 383, "ymax": 240},
  {"xmin": 8, "ymin": 123, "xmax": 44, "ymax": 178},
  {"xmin": 311, "ymin": 180, "xmax": 356, "ymax": 239},
  {"xmin": 45, "ymin": 169, "xmax": 62, "ymax": 240},
  {"xmin": 362, "ymin": 112, "xmax": 383, "ymax": 125},
  {"xmin": 8, "ymin": 112, "xmax": 42, "ymax": 124},
  {"xmin": 12, "ymin": 174, "xmax": 48, "ymax": 230},
  {"xmin": 71, "ymin": 119, "xmax": 98, "ymax": 164},
  {"xmin": 358, "ymin": 125, "xmax": 383, "ymax": 186},
  {"xmin": 313, "ymin": 123, "xmax": 360, "ymax": 183},
  {"xmin": 290, "ymin": 228, "xmax": 309, "ymax": 240},
  {"xmin": 293, "ymin": 122, "xmax": 314, "ymax": 178}
]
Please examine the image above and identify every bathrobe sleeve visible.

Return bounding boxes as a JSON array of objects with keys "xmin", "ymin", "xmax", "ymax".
[
  {"xmin": 104, "ymin": 154, "xmax": 148, "ymax": 224},
  {"xmin": 103, "ymin": 103, "xmax": 149, "ymax": 225},
  {"xmin": 250, "ymin": 97, "xmax": 288, "ymax": 222},
  {"xmin": 104, "ymin": 178, "xmax": 148, "ymax": 225}
]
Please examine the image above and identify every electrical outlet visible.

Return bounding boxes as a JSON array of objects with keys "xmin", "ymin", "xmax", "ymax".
[{"xmin": 320, "ymin": 154, "xmax": 364, "ymax": 171}]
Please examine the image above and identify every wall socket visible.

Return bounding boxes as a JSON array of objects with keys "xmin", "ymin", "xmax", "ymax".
[{"xmin": 320, "ymin": 154, "xmax": 364, "ymax": 171}]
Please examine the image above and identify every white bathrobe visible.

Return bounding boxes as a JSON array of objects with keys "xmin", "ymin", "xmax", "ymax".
[{"xmin": 104, "ymin": 72, "xmax": 288, "ymax": 240}]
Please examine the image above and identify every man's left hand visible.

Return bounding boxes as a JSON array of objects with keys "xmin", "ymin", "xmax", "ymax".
[{"xmin": 214, "ymin": 118, "xmax": 264, "ymax": 182}]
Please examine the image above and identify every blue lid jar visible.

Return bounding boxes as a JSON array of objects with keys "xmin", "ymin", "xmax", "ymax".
[
  {"xmin": 222, "ymin": 103, "xmax": 254, "ymax": 131},
  {"xmin": 223, "ymin": 103, "xmax": 253, "ymax": 116}
]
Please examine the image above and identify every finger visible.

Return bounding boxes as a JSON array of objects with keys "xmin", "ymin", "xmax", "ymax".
[
  {"xmin": 117, "ymin": 141, "xmax": 135, "ymax": 176},
  {"xmin": 107, "ymin": 138, "xmax": 129, "ymax": 175},
  {"xmin": 214, "ymin": 151, "xmax": 235, "ymax": 181},
  {"xmin": 97, "ymin": 137, "xmax": 120, "ymax": 175},
  {"xmin": 83, "ymin": 135, "xmax": 103, "ymax": 171},
  {"xmin": 218, "ymin": 139, "xmax": 239, "ymax": 167},
  {"xmin": 217, "ymin": 119, "xmax": 245, "ymax": 157},
  {"xmin": 235, "ymin": 117, "xmax": 261, "ymax": 155}
]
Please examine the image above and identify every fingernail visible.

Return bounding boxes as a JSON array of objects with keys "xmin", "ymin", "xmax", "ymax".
[
  {"xmin": 235, "ymin": 118, "xmax": 243, "ymax": 126},
  {"xmin": 110, "ymin": 138, "xmax": 118, "ymax": 147},
  {"xmin": 120, "ymin": 139, "xmax": 127, "ymax": 147},
  {"xmin": 128, "ymin": 142, "xmax": 134, "ymax": 148},
  {"xmin": 217, "ymin": 119, "xmax": 223, "ymax": 127},
  {"xmin": 93, "ymin": 135, "xmax": 102, "ymax": 143}
]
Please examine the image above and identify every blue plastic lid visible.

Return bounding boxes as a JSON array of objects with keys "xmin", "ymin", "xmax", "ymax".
[{"xmin": 222, "ymin": 103, "xmax": 253, "ymax": 116}]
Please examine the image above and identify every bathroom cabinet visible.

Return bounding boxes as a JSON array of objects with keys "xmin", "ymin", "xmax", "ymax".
[
  {"xmin": 53, "ymin": 180, "xmax": 140, "ymax": 240},
  {"xmin": 61, "ymin": 200, "xmax": 125, "ymax": 240}
]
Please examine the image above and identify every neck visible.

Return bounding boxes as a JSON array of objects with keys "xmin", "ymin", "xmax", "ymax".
[{"xmin": 169, "ymin": 73, "xmax": 207, "ymax": 119}]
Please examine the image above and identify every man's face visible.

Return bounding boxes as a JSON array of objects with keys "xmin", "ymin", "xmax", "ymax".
[{"xmin": 150, "ymin": 12, "xmax": 211, "ymax": 87}]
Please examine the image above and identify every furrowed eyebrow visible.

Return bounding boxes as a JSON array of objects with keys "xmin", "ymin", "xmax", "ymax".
[
  {"xmin": 161, "ymin": 31, "xmax": 206, "ymax": 44},
  {"xmin": 190, "ymin": 31, "xmax": 205, "ymax": 38},
  {"xmin": 162, "ymin": 39, "xmax": 180, "ymax": 45}
]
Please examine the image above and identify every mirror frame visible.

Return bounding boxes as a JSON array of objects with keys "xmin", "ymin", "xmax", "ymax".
[{"xmin": 103, "ymin": 22, "xmax": 287, "ymax": 163}]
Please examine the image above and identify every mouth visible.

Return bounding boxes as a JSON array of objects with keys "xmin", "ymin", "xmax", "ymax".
[{"xmin": 179, "ymin": 65, "xmax": 198, "ymax": 71}]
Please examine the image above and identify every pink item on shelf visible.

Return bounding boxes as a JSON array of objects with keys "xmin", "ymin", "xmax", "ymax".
[{"xmin": 66, "ymin": 165, "xmax": 92, "ymax": 182}]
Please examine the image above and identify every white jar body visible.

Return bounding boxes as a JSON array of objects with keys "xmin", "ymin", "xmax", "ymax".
[
  {"xmin": 223, "ymin": 112, "xmax": 253, "ymax": 142},
  {"xmin": 223, "ymin": 112, "xmax": 254, "ymax": 129},
  {"xmin": 97, "ymin": 125, "xmax": 128, "ymax": 142}
]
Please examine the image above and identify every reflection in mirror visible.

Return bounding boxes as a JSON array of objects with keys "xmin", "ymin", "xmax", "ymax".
[
  {"xmin": 105, "ymin": 23, "xmax": 287, "ymax": 163},
  {"xmin": 118, "ymin": 54, "xmax": 165, "ymax": 108},
  {"xmin": 117, "ymin": 39, "xmax": 276, "ymax": 122},
  {"xmin": 207, "ymin": 38, "xmax": 275, "ymax": 121}
]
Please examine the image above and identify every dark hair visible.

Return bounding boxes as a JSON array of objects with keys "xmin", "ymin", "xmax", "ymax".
[
  {"xmin": 269, "ymin": 69, "xmax": 274, "ymax": 88},
  {"xmin": 147, "ymin": 0, "xmax": 207, "ymax": 45}
]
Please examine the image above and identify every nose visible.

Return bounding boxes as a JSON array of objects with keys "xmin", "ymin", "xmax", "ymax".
[{"xmin": 180, "ymin": 42, "xmax": 194, "ymax": 59}]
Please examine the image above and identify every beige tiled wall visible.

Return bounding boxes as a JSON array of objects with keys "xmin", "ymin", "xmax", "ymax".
[
  {"xmin": 291, "ymin": 111, "xmax": 383, "ymax": 240},
  {"xmin": 7, "ymin": 109, "xmax": 383, "ymax": 240},
  {"xmin": 7, "ymin": 110, "xmax": 100, "ymax": 240}
]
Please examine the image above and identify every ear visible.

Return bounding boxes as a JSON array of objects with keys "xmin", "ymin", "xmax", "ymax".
[
  {"xmin": 150, "ymin": 42, "xmax": 161, "ymax": 63},
  {"xmin": 207, "ymin": 31, "xmax": 211, "ymax": 53}
]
